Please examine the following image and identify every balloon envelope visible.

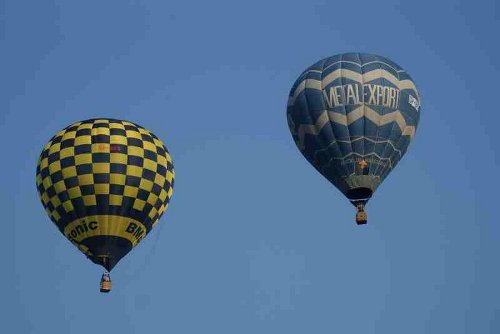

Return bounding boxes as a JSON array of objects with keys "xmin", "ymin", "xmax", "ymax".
[
  {"xmin": 287, "ymin": 53, "xmax": 420, "ymax": 205},
  {"xmin": 36, "ymin": 119, "xmax": 175, "ymax": 270}
]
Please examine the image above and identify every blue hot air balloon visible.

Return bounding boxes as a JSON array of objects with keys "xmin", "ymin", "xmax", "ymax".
[{"xmin": 287, "ymin": 53, "xmax": 420, "ymax": 225}]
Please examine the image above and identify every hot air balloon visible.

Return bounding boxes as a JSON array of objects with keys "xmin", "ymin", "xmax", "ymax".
[
  {"xmin": 287, "ymin": 53, "xmax": 420, "ymax": 225},
  {"xmin": 36, "ymin": 119, "xmax": 175, "ymax": 292}
]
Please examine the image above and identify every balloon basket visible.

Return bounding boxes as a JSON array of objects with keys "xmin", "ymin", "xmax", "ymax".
[
  {"xmin": 100, "ymin": 272, "xmax": 112, "ymax": 293},
  {"xmin": 355, "ymin": 203, "xmax": 368, "ymax": 225},
  {"xmin": 356, "ymin": 211, "xmax": 367, "ymax": 225}
]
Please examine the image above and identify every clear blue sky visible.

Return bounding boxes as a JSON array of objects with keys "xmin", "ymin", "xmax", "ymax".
[{"xmin": 2, "ymin": 1, "xmax": 499, "ymax": 333}]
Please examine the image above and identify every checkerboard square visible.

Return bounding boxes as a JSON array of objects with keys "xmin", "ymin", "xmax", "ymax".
[
  {"xmin": 76, "ymin": 164, "xmax": 92, "ymax": 175},
  {"xmin": 139, "ymin": 179, "xmax": 154, "ymax": 191},
  {"xmin": 126, "ymin": 166, "xmax": 143, "ymax": 178},
  {"xmin": 109, "ymin": 194, "xmax": 123, "ymax": 206},
  {"xmin": 60, "ymin": 138, "xmax": 75, "ymax": 149},
  {"xmin": 110, "ymin": 152, "xmax": 128, "ymax": 164},
  {"xmin": 49, "ymin": 160, "xmax": 61, "ymax": 173},
  {"xmin": 49, "ymin": 143, "xmax": 61, "ymax": 154},
  {"xmin": 93, "ymin": 163, "xmax": 110, "ymax": 174},
  {"xmin": 94, "ymin": 184, "xmax": 109, "ymax": 195},
  {"xmin": 142, "ymin": 159, "xmax": 157, "ymax": 173},
  {"xmin": 82, "ymin": 195, "xmax": 97, "ymax": 206},
  {"xmin": 62, "ymin": 200, "xmax": 74, "ymax": 213},
  {"xmin": 75, "ymin": 153, "xmax": 92, "ymax": 165},
  {"xmin": 68, "ymin": 186, "xmax": 82, "ymax": 199},
  {"xmin": 110, "ymin": 173, "xmax": 126, "ymax": 185},
  {"xmin": 78, "ymin": 174, "xmax": 94, "ymax": 185},
  {"xmin": 133, "ymin": 199, "xmax": 146, "ymax": 211},
  {"xmin": 128, "ymin": 146, "xmax": 144, "ymax": 157},
  {"xmin": 110, "ymin": 135, "xmax": 127, "ymax": 145},
  {"xmin": 126, "ymin": 130, "xmax": 142, "ymax": 139},
  {"xmin": 143, "ymin": 141, "xmax": 156, "ymax": 152},
  {"xmin": 124, "ymin": 185, "xmax": 139, "ymax": 198},
  {"xmin": 60, "ymin": 147, "xmax": 75, "ymax": 159}
]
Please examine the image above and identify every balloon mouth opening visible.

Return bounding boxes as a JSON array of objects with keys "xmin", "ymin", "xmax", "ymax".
[{"xmin": 346, "ymin": 187, "xmax": 373, "ymax": 202}]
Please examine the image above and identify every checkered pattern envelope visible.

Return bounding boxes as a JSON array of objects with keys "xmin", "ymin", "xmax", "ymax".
[{"xmin": 36, "ymin": 119, "xmax": 175, "ymax": 271}]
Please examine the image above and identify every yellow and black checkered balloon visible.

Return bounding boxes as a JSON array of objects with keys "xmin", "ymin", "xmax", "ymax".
[{"xmin": 36, "ymin": 119, "xmax": 175, "ymax": 271}]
